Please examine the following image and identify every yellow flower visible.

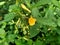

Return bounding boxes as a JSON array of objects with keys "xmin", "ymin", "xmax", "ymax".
[{"xmin": 28, "ymin": 16, "xmax": 36, "ymax": 26}]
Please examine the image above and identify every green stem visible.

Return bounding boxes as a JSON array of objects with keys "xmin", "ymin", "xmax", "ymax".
[{"xmin": 16, "ymin": 0, "xmax": 19, "ymax": 5}]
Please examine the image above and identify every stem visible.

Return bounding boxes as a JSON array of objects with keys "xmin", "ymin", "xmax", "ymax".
[{"xmin": 16, "ymin": 0, "xmax": 19, "ymax": 5}]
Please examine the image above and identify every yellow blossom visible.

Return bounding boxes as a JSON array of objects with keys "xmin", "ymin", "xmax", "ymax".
[{"xmin": 28, "ymin": 16, "xmax": 36, "ymax": 26}]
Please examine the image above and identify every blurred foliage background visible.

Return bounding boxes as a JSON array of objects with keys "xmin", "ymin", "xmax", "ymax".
[{"xmin": 0, "ymin": 0, "xmax": 60, "ymax": 45}]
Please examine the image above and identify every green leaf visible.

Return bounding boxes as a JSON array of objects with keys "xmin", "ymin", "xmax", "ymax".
[
  {"xmin": 35, "ymin": 40, "xmax": 43, "ymax": 45},
  {"xmin": 4, "ymin": 13, "xmax": 15, "ymax": 22},
  {"xmin": 51, "ymin": 0, "xmax": 60, "ymax": 8},
  {"xmin": 56, "ymin": 29, "xmax": 60, "ymax": 35},
  {"xmin": 4, "ymin": 42, "xmax": 8, "ymax": 45},
  {"xmin": 27, "ymin": 39, "xmax": 33, "ymax": 45},
  {"xmin": 15, "ymin": 39, "xmax": 24, "ymax": 45},
  {"xmin": 9, "ymin": 4, "xmax": 20, "ymax": 12},
  {"xmin": 7, "ymin": 34, "xmax": 16, "ymax": 42},
  {"xmin": 37, "ymin": 18, "xmax": 57, "ymax": 27},
  {"xmin": 57, "ymin": 36, "xmax": 60, "ymax": 43},
  {"xmin": 0, "ymin": 1, "xmax": 5, "ymax": 6},
  {"xmin": 45, "ymin": 5, "xmax": 55, "ymax": 19},
  {"xmin": 0, "ymin": 28, "xmax": 5, "ymax": 38},
  {"xmin": 29, "ymin": 23, "xmax": 40, "ymax": 38},
  {"xmin": 32, "ymin": 7, "xmax": 39, "ymax": 17},
  {"xmin": 32, "ymin": 0, "xmax": 50, "ymax": 7},
  {"xmin": 55, "ymin": 8, "xmax": 60, "ymax": 16}
]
